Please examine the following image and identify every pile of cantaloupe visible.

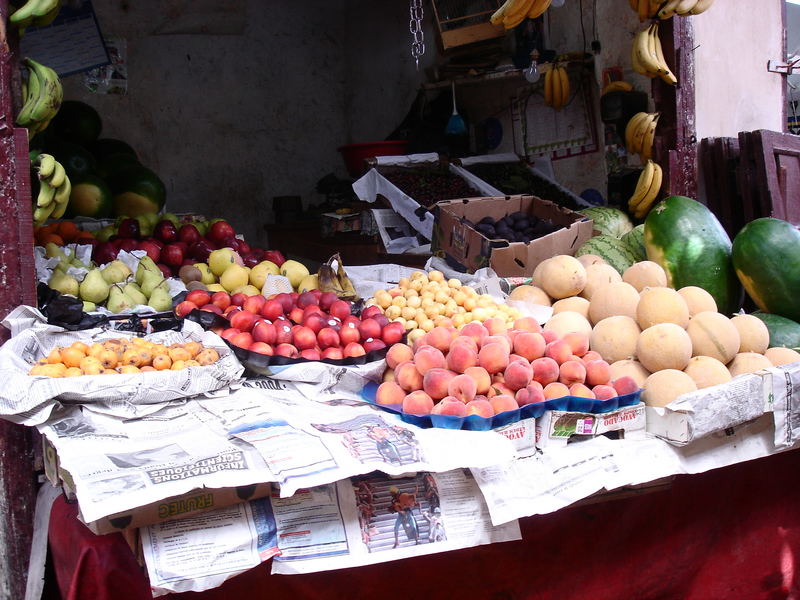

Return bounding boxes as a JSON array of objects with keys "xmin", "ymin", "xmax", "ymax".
[{"xmin": 508, "ymin": 254, "xmax": 800, "ymax": 408}]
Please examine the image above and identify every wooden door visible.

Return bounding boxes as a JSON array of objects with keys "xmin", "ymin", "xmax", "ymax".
[{"xmin": 749, "ymin": 130, "xmax": 800, "ymax": 225}]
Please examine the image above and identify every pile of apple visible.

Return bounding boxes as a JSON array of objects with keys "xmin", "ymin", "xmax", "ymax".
[
  {"xmin": 176, "ymin": 288, "xmax": 405, "ymax": 361},
  {"xmin": 92, "ymin": 218, "xmax": 285, "ymax": 279},
  {"xmin": 375, "ymin": 316, "xmax": 639, "ymax": 419}
]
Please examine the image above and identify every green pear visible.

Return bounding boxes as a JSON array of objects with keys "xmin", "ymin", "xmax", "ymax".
[
  {"xmin": 45, "ymin": 242, "xmax": 68, "ymax": 260},
  {"xmin": 54, "ymin": 259, "xmax": 71, "ymax": 274},
  {"xmin": 107, "ymin": 285, "xmax": 135, "ymax": 314},
  {"xmin": 102, "ymin": 260, "xmax": 132, "ymax": 284},
  {"xmin": 144, "ymin": 212, "xmax": 160, "ymax": 227},
  {"xmin": 82, "ymin": 301, "xmax": 97, "ymax": 312},
  {"xmin": 94, "ymin": 225, "xmax": 116, "ymax": 243},
  {"xmin": 162, "ymin": 212, "xmax": 180, "ymax": 226},
  {"xmin": 135, "ymin": 215, "xmax": 153, "ymax": 237},
  {"xmin": 141, "ymin": 269, "xmax": 165, "ymax": 298},
  {"xmin": 79, "ymin": 269, "xmax": 110, "ymax": 304},
  {"xmin": 123, "ymin": 283, "xmax": 148, "ymax": 306},
  {"xmin": 49, "ymin": 271, "xmax": 79, "ymax": 297},
  {"xmin": 147, "ymin": 281, "xmax": 173, "ymax": 312},
  {"xmin": 126, "ymin": 281, "xmax": 143, "ymax": 293},
  {"xmin": 136, "ymin": 256, "xmax": 160, "ymax": 285}
]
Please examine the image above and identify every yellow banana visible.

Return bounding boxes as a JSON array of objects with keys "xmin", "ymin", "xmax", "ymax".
[
  {"xmin": 550, "ymin": 65, "xmax": 562, "ymax": 110},
  {"xmin": 634, "ymin": 163, "xmax": 663, "ymax": 218},
  {"xmin": 634, "ymin": 27, "xmax": 660, "ymax": 76},
  {"xmin": 37, "ymin": 153, "xmax": 55, "ymax": 178},
  {"xmin": 16, "ymin": 67, "xmax": 40, "ymax": 126},
  {"xmin": 625, "ymin": 112, "xmax": 650, "ymax": 154},
  {"xmin": 640, "ymin": 113, "xmax": 660, "ymax": 162},
  {"xmin": 490, "ymin": 0, "xmax": 511, "ymax": 25},
  {"xmin": 527, "ymin": 0, "xmax": 551, "ymax": 19},
  {"xmin": 46, "ymin": 159, "xmax": 66, "ymax": 188},
  {"xmin": 689, "ymin": 0, "xmax": 715, "ymax": 14},
  {"xmin": 602, "ymin": 81, "xmax": 634, "ymax": 95},
  {"xmin": 556, "ymin": 66, "xmax": 569, "ymax": 110},
  {"xmin": 632, "ymin": 113, "xmax": 656, "ymax": 156},
  {"xmin": 628, "ymin": 160, "xmax": 656, "ymax": 210},
  {"xmin": 631, "ymin": 39, "xmax": 650, "ymax": 77},
  {"xmin": 36, "ymin": 178, "xmax": 56, "ymax": 208},
  {"xmin": 50, "ymin": 178, "xmax": 71, "ymax": 219},
  {"xmin": 658, "ymin": 0, "xmax": 682, "ymax": 19},
  {"xmin": 675, "ymin": 0, "xmax": 699, "ymax": 15},
  {"xmin": 651, "ymin": 23, "xmax": 678, "ymax": 84},
  {"xmin": 544, "ymin": 68, "xmax": 554, "ymax": 106},
  {"xmin": 32, "ymin": 201, "xmax": 55, "ymax": 226},
  {"xmin": 504, "ymin": 0, "xmax": 534, "ymax": 28}
]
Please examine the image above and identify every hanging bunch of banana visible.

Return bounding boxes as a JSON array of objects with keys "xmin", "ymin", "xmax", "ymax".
[
  {"xmin": 318, "ymin": 253, "xmax": 358, "ymax": 301},
  {"xmin": 625, "ymin": 111, "xmax": 660, "ymax": 162},
  {"xmin": 628, "ymin": 160, "xmax": 663, "ymax": 219},
  {"xmin": 31, "ymin": 153, "xmax": 71, "ymax": 226},
  {"xmin": 631, "ymin": 23, "xmax": 677, "ymax": 85},
  {"xmin": 9, "ymin": 0, "xmax": 61, "ymax": 29},
  {"xmin": 601, "ymin": 81, "xmax": 634, "ymax": 95},
  {"xmin": 17, "ymin": 57, "xmax": 63, "ymax": 138},
  {"xmin": 491, "ymin": 0, "xmax": 552, "ymax": 29},
  {"xmin": 657, "ymin": 0, "xmax": 715, "ymax": 18},
  {"xmin": 629, "ymin": 0, "xmax": 661, "ymax": 21},
  {"xmin": 543, "ymin": 63, "xmax": 570, "ymax": 111}
]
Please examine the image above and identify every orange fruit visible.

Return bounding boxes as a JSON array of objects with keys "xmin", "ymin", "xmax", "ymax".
[
  {"xmin": 183, "ymin": 341, "xmax": 202, "ymax": 358},
  {"xmin": 120, "ymin": 349, "xmax": 142, "ymax": 367},
  {"xmin": 46, "ymin": 348, "xmax": 62, "ymax": 364},
  {"xmin": 152, "ymin": 355, "xmax": 172, "ymax": 370},
  {"xmin": 98, "ymin": 350, "xmax": 118, "ymax": 369},
  {"xmin": 195, "ymin": 349, "xmax": 220, "ymax": 366},
  {"xmin": 55, "ymin": 221, "xmax": 79, "ymax": 243},
  {"xmin": 184, "ymin": 360, "xmax": 200, "ymax": 368},
  {"xmin": 79, "ymin": 356, "xmax": 103, "ymax": 375},
  {"xmin": 168, "ymin": 347, "xmax": 192, "ymax": 362},
  {"xmin": 88, "ymin": 343, "xmax": 105, "ymax": 359},
  {"xmin": 170, "ymin": 360, "xmax": 187, "ymax": 370},
  {"xmin": 70, "ymin": 341, "xmax": 90, "ymax": 354},
  {"xmin": 64, "ymin": 367, "xmax": 83, "ymax": 377},
  {"xmin": 117, "ymin": 365, "xmax": 140, "ymax": 374},
  {"xmin": 139, "ymin": 366, "xmax": 156, "ymax": 372},
  {"xmin": 101, "ymin": 369, "xmax": 117, "ymax": 375},
  {"xmin": 60, "ymin": 347, "xmax": 86, "ymax": 369}
]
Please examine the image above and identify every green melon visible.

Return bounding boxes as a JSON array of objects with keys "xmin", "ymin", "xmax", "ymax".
[
  {"xmin": 90, "ymin": 138, "xmax": 138, "ymax": 161},
  {"xmin": 575, "ymin": 234, "xmax": 638, "ymax": 274},
  {"xmin": 107, "ymin": 164, "xmax": 166, "ymax": 217},
  {"xmin": 50, "ymin": 100, "xmax": 102, "ymax": 147},
  {"xmin": 95, "ymin": 152, "xmax": 141, "ymax": 180},
  {"xmin": 579, "ymin": 207, "xmax": 634, "ymax": 238},
  {"xmin": 67, "ymin": 174, "xmax": 113, "ymax": 219},
  {"xmin": 622, "ymin": 224, "xmax": 646, "ymax": 262}
]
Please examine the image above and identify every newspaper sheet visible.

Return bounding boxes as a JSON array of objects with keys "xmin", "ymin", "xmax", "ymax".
[
  {"xmin": 0, "ymin": 308, "xmax": 243, "ymax": 425},
  {"xmin": 141, "ymin": 470, "xmax": 522, "ymax": 596},
  {"xmin": 766, "ymin": 363, "xmax": 800, "ymax": 448},
  {"xmin": 40, "ymin": 381, "xmax": 517, "ymax": 526}
]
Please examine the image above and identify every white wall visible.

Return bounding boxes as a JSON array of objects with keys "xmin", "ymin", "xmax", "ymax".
[{"xmin": 693, "ymin": 0, "xmax": 784, "ymax": 139}]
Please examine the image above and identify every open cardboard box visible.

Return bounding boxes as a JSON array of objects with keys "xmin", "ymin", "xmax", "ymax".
[{"xmin": 433, "ymin": 194, "xmax": 594, "ymax": 276}]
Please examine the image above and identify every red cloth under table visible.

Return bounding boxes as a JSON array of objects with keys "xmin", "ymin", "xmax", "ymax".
[{"xmin": 49, "ymin": 449, "xmax": 800, "ymax": 600}]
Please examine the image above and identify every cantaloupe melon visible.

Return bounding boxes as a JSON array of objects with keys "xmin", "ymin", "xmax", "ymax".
[
  {"xmin": 579, "ymin": 264, "xmax": 622, "ymax": 300},
  {"xmin": 686, "ymin": 311, "xmax": 740, "ymax": 363},
  {"xmin": 728, "ymin": 352, "xmax": 773, "ymax": 377},
  {"xmin": 590, "ymin": 316, "xmax": 641, "ymax": 363},
  {"xmin": 622, "ymin": 261, "xmax": 667, "ymax": 292},
  {"xmin": 637, "ymin": 287, "xmax": 690, "ymax": 329},
  {"xmin": 543, "ymin": 310, "xmax": 592, "ymax": 339},
  {"xmin": 636, "ymin": 323, "xmax": 693, "ymax": 372},
  {"xmin": 508, "ymin": 284, "xmax": 551, "ymax": 307},
  {"xmin": 730, "ymin": 314, "xmax": 770, "ymax": 354},
  {"xmin": 540, "ymin": 255, "xmax": 587, "ymax": 299},
  {"xmin": 765, "ymin": 347, "xmax": 800, "ymax": 366},
  {"xmin": 552, "ymin": 296, "xmax": 590, "ymax": 319},
  {"xmin": 609, "ymin": 359, "xmax": 651, "ymax": 387},
  {"xmin": 588, "ymin": 281, "xmax": 640, "ymax": 324},
  {"xmin": 683, "ymin": 356, "xmax": 732, "ymax": 389},
  {"xmin": 577, "ymin": 254, "xmax": 607, "ymax": 269},
  {"xmin": 642, "ymin": 369, "xmax": 697, "ymax": 408},
  {"xmin": 677, "ymin": 286, "xmax": 717, "ymax": 316},
  {"xmin": 531, "ymin": 258, "xmax": 551, "ymax": 288}
]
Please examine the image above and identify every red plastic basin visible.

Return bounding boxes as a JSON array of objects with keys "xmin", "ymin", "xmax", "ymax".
[{"xmin": 337, "ymin": 140, "xmax": 409, "ymax": 178}]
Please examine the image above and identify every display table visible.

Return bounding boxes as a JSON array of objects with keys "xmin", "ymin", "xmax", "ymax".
[{"xmin": 49, "ymin": 448, "xmax": 800, "ymax": 600}]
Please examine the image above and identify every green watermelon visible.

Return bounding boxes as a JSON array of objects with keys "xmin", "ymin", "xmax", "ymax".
[
  {"xmin": 95, "ymin": 152, "xmax": 141, "ymax": 179},
  {"xmin": 50, "ymin": 100, "xmax": 102, "ymax": 147},
  {"xmin": 90, "ymin": 138, "xmax": 138, "ymax": 161},
  {"xmin": 50, "ymin": 140, "xmax": 97, "ymax": 180},
  {"xmin": 579, "ymin": 207, "xmax": 634, "ymax": 238},
  {"xmin": 575, "ymin": 234, "xmax": 638, "ymax": 274},
  {"xmin": 644, "ymin": 196, "xmax": 742, "ymax": 314},
  {"xmin": 622, "ymin": 224, "xmax": 646, "ymax": 262},
  {"xmin": 107, "ymin": 164, "xmax": 166, "ymax": 217},
  {"xmin": 751, "ymin": 312, "xmax": 800, "ymax": 349},
  {"xmin": 732, "ymin": 218, "xmax": 800, "ymax": 322},
  {"xmin": 67, "ymin": 174, "xmax": 113, "ymax": 219}
]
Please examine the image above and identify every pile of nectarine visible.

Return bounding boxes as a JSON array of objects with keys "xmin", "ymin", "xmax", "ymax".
[{"xmin": 374, "ymin": 316, "xmax": 639, "ymax": 419}]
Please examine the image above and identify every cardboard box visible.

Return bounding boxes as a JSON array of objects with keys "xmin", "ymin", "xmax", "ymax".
[
  {"xmin": 535, "ymin": 403, "xmax": 647, "ymax": 449},
  {"xmin": 433, "ymin": 194, "xmax": 594, "ymax": 276}
]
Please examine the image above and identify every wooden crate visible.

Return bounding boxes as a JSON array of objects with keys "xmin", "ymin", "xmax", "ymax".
[{"xmin": 431, "ymin": 0, "xmax": 505, "ymax": 50}]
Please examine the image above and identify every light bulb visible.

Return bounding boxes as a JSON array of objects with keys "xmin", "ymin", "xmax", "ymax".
[{"xmin": 524, "ymin": 61, "xmax": 540, "ymax": 83}]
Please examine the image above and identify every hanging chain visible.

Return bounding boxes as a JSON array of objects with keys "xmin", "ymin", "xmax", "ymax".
[{"xmin": 410, "ymin": 0, "xmax": 425, "ymax": 71}]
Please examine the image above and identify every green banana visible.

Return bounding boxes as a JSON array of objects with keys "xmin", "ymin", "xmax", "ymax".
[
  {"xmin": 23, "ymin": 58, "xmax": 62, "ymax": 125},
  {"xmin": 32, "ymin": 1, "xmax": 60, "ymax": 26},
  {"xmin": 10, "ymin": 0, "xmax": 59, "ymax": 25},
  {"xmin": 36, "ymin": 153, "xmax": 55, "ymax": 179},
  {"xmin": 53, "ymin": 176, "xmax": 71, "ymax": 206},
  {"xmin": 46, "ymin": 160, "xmax": 66, "ymax": 188},
  {"xmin": 35, "ymin": 178, "xmax": 56, "ymax": 208},
  {"xmin": 16, "ymin": 67, "xmax": 40, "ymax": 126},
  {"xmin": 32, "ymin": 201, "xmax": 55, "ymax": 226}
]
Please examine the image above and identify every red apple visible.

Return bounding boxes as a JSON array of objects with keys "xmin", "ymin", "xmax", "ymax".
[
  {"xmin": 343, "ymin": 342, "xmax": 366, "ymax": 358},
  {"xmin": 230, "ymin": 331, "xmax": 253, "ymax": 349},
  {"xmin": 252, "ymin": 320, "xmax": 277, "ymax": 345},
  {"xmin": 288, "ymin": 307, "xmax": 305, "ymax": 324},
  {"xmin": 223, "ymin": 305, "xmax": 240, "ymax": 317},
  {"xmin": 363, "ymin": 338, "xmax": 387, "ymax": 353},
  {"xmin": 92, "ymin": 241, "xmax": 119, "ymax": 265},
  {"xmin": 317, "ymin": 327, "xmax": 340, "ymax": 349},
  {"xmin": 136, "ymin": 240, "xmax": 161, "ymax": 263},
  {"xmin": 275, "ymin": 321, "xmax": 294, "ymax": 345},
  {"xmin": 211, "ymin": 291, "xmax": 232, "ymax": 311},
  {"xmin": 262, "ymin": 250, "xmax": 285, "ymax": 267},
  {"xmin": 292, "ymin": 326, "xmax": 317, "ymax": 350},
  {"xmin": 325, "ymin": 316, "xmax": 342, "ymax": 331},
  {"xmin": 117, "ymin": 218, "xmax": 140, "ymax": 239},
  {"xmin": 178, "ymin": 224, "xmax": 202, "ymax": 246},
  {"xmin": 175, "ymin": 300, "xmax": 197, "ymax": 318},
  {"xmin": 227, "ymin": 292, "xmax": 245, "ymax": 307},
  {"xmin": 248, "ymin": 341, "xmax": 273, "ymax": 355},
  {"xmin": 260, "ymin": 299, "xmax": 284, "ymax": 321},
  {"xmin": 243, "ymin": 254, "xmax": 260, "ymax": 268},
  {"xmin": 206, "ymin": 220, "xmax": 236, "ymax": 244},
  {"xmin": 117, "ymin": 238, "xmax": 139, "ymax": 253},
  {"xmin": 186, "ymin": 289, "xmax": 211, "ymax": 307},
  {"xmin": 319, "ymin": 291, "xmax": 338, "ymax": 311},
  {"xmin": 161, "ymin": 243, "xmax": 185, "ymax": 266},
  {"xmin": 381, "ymin": 321, "xmax": 405, "ymax": 345},
  {"xmin": 321, "ymin": 347, "xmax": 344, "ymax": 360},
  {"xmin": 188, "ymin": 240, "xmax": 215, "ymax": 262},
  {"xmin": 303, "ymin": 313, "xmax": 327, "ymax": 334},
  {"xmin": 302, "ymin": 305, "xmax": 324, "ymax": 319},
  {"xmin": 275, "ymin": 343, "xmax": 299, "ymax": 358},
  {"xmin": 230, "ymin": 310, "xmax": 257, "ymax": 332},
  {"xmin": 154, "ymin": 220, "xmax": 179, "ymax": 244},
  {"xmin": 361, "ymin": 305, "xmax": 383, "ymax": 320},
  {"xmin": 372, "ymin": 314, "xmax": 389, "ymax": 329},
  {"xmin": 274, "ymin": 293, "xmax": 294, "ymax": 313},
  {"xmin": 300, "ymin": 348, "xmax": 321, "ymax": 361},
  {"xmin": 201, "ymin": 304, "xmax": 223, "ymax": 315},
  {"xmin": 243, "ymin": 295, "xmax": 266, "ymax": 314},
  {"xmin": 339, "ymin": 322, "xmax": 360, "ymax": 345},
  {"xmin": 220, "ymin": 327, "xmax": 240, "ymax": 341},
  {"xmin": 330, "ymin": 300, "xmax": 352, "ymax": 321},
  {"xmin": 358, "ymin": 318, "xmax": 382, "ymax": 341},
  {"xmin": 297, "ymin": 291, "xmax": 318, "ymax": 308}
]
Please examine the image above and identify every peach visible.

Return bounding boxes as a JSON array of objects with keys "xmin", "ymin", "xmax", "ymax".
[
  {"xmin": 513, "ymin": 332, "xmax": 546, "ymax": 361},
  {"xmin": 422, "ymin": 368, "xmax": 457, "ymax": 400},
  {"xmin": 513, "ymin": 317, "xmax": 542, "ymax": 332},
  {"xmin": 585, "ymin": 360, "xmax": 612, "ymax": 386},
  {"xmin": 414, "ymin": 345, "xmax": 447, "ymax": 375},
  {"xmin": 402, "ymin": 390, "xmax": 434, "ymax": 415},
  {"xmin": 488, "ymin": 382, "xmax": 515, "ymax": 398},
  {"xmin": 532, "ymin": 357, "xmax": 560, "ymax": 386},
  {"xmin": 544, "ymin": 339, "xmax": 573, "ymax": 365},
  {"xmin": 460, "ymin": 322, "xmax": 489, "ymax": 347},
  {"xmin": 446, "ymin": 343, "xmax": 479, "ymax": 373},
  {"xmin": 582, "ymin": 350, "xmax": 603, "ymax": 364},
  {"xmin": 562, "ymin": 332, "xmax": 589, "ymax": 357},
  {"xmin": 465, "ymin": 398, "xmax": 494, "ymax": 418},
  {"xmin": 592, "ymin": 384, "xmax": 618, "ymax": 400},
  {"xmin": 504, "ymin": 360, "xmax": 533, "ymax": 391},
  {"xmin": 569, "ymin": 383, "xmax": 596, "ymax": 399},
  {"xmin": 483, "ymin": 317, "xmax": 508, "ymax": 336},
  {"xmin": 559, "ymin": 360, "xmax": 587, "ymax": 386},
  {"xmin": 478, "ymin": 343, "xmax": 510, "ymax": 374},
  {"xmin": 484, "ymin": 334, "xmax": 512, "ymax": 354},
  {"xmin": 464, "ymin": 366, "xmax": 491, "ymax": 395},
  {"xmin": 386, "ymin": 343, "xmax": 414, "ymax": 369},
  {"xmin": 382, "ymin": 368, "xmax": 395, "ymax": 383},
  {"xmin": 509, "ymin": 353, "xmax": 528, "ymax": 365},
  {"xmin": 450, "ymin": 335, "xmax": 478, "ymax": 354},
  {"xmin": 541, "ymin": 330, "xmax": 559, "ymax": 344},
  {"xmin": 448, "ymin": 373, "xmax": 477, "ymax": 403},
  {"xmin": 612, "ymin": 375, "xmax": 640, "ymax": 396},
  {"xmin": 431, "ymin": 396, "xmax": 468, "ymax": 417},
  {"xmin": 543, "ymin": 382, "xmax": 570, "ymax": 399},
  {"xmin": 376, "ymin": 381, "xmax": 405, "ymax": 405},
  {"xmin": 425, "ymin": 326, "xmax": 454, "ymax": 353},
  {"xmin": 516, "ymin": 382, "xmax": 545, "ymax": 406},
  {"xmin": 395, "ymin": 361, "xmax": 424, "ymax": 392},
  {"xmin": 490, "ymin": 394, "xmax": 519, "ymax": 415}
]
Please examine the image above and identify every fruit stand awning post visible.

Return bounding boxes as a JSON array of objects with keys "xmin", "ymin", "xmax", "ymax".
[{"xmin": 0, "ymin": 1, "xmax": 40, "ymax": 597}]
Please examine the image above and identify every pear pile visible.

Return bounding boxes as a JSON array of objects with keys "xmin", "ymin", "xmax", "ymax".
[{"xmin": 48, "ymin": 255, "xmax": 173, "ymax": 314}]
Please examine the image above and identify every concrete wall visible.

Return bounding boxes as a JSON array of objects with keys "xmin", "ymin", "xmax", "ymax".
[{"xmin": 693, "ymin": 0, "xmax": 785, "ymax": 139}]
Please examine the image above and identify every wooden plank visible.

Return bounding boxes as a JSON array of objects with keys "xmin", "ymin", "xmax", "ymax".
[{"xmin": 749, "ymin": 129, "xmax": 800, "ymax": 225}]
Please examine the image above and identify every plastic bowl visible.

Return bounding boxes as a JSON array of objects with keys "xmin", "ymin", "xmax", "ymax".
[{"xmin": 337, "ymin": 141, "xmax": 409, "ymax": 178}]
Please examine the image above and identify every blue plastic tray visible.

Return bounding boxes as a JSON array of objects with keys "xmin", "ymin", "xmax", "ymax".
[{"xmin": 360, "ymin": 381, "xmax": 642, "ymax": 431}]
